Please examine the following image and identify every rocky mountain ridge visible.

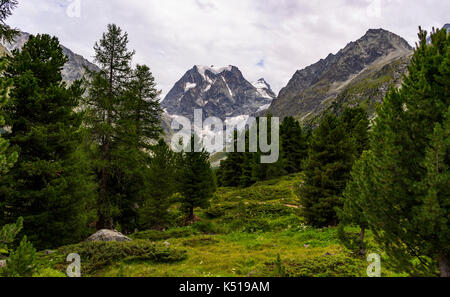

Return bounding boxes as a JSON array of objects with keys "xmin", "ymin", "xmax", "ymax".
[
  {"xmin": 267, "ymin": 28, "xmax": 414, "ymax": 122},
  {"xmin": 1, "ymin": 31, "xmax": 99, "ymax": 84},
  {"xmin": 162, "ymin": 65, "xmax": 276, "ymax": 122}
]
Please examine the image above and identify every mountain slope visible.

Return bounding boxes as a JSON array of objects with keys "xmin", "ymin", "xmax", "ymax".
[
  {"xmin": 1, "ymin": 31, "xmax": 99, "ymax": 84},
  {"xmin": 268, "ymin": 29, "xmax": 413, "ymax": 122},
  {"xmin": 162, "ymin": 65, "xmax": 275, "ymax": 121}
]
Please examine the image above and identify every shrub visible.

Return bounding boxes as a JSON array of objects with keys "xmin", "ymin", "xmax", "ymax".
[
  {"xmin": 1, "ymin": 236, "xmax": 37, "ymax": 277},
  {"xmin": 241, "ymin": 203, "xmax": 296, "ymax": 219},
  {"xmin": 131, "ymin": 228, "xmax": 195, "ymax": 241},
  {"xmin": 54, "ymin": 240, "xmax": 187, "ymax": 275},
  {"xmin": 267, "ymin": 253, "xmax": 365, "ymax": 277},
  {"xmin": 191, "ymin": 221, "xmax": 217, "ymax": 234},
  {"xmin": 241, "ymin": 218, "xmax": 271, "ymax": 233},
  {"xmin": 204, "ymin": 204, "xmax": 236, "ymax": 219}
]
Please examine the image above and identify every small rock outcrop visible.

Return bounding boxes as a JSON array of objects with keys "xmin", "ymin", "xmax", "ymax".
[{"xmin": 86, "ymin": 229, "xmax": 132, "ymax": 242}]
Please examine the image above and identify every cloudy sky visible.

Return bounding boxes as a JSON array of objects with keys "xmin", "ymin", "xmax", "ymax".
[{"xmin": 7, "ymin": 0, "xmax": 449, "ymax": 97}]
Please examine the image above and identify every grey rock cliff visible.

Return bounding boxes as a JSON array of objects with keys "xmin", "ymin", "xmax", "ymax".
[
  {"xmin": 162, "ymin": 65, "xmax": 275, "ymax": 121},
  {"xmin": 268, "ymin": 28, "xmax": 413, "ymax": 122}
]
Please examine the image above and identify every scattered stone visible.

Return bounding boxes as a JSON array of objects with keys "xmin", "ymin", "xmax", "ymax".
[
  {"xmin": 86, "ymin": 229, "xmax": 132, "ymax": 242},
  {"xmin": 45, "ymin": 250, "xmax": 55, "ymax": 255},
  {"xmin": 163, "ymin": 241, "xmax": 171, "ymax": 247},
  {"xmin": 304, "ymin": 244, "xmax": 310, "ymax": 248},
  {"xmin": 0, "ymin": 260, "xmax": 6, "ymax": 268}
]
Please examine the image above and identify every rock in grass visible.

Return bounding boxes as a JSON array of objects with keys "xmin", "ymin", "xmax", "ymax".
[
  {"xmin": 0, "ymin": 260, "xmax": 6, "ymax": 268},
  {"xmin": 86, "ymin": 229, "xmax": 132, "ymax": 242}
]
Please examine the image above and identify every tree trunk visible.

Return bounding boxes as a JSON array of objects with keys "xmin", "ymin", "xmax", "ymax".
[
  {"xmin": 438, "ymin": 254, "xmax": 450, "ymax": 277},
  {"xmin": 359, "ymin": 227, "xmax": 366, "ymax": 256},
  {"xmin": 185, "ymin": 207, "xmax": 194, "ymax": 225}
]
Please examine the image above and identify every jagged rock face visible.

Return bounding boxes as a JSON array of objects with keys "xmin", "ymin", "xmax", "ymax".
[
  {"xmin": 1, "ymin": 32, "xmax": 99, "ymax": 84},
  {"xmin": 162, "ymin": 65, "xmax": 275, "ymax": 121},
  {"xmin": 268, "ymin": 29, "xmax": 413, "ymax": 121}
]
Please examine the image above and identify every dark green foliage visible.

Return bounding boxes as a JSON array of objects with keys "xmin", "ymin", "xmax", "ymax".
[
  {"xmin": 0, "ymin": 59, "xmax": 17, "ymax": 175},
  {"xmin": 280, "ymin": 116, "xmax": 308, "ymax": 173},
  {"xmin": 138, "ymin": 140, "xmax": 177, "ymax": 230},
  {"xmin": 49, "ymin": 241, "xmax": 187, "ymax": 275},
  {"xmin": 178, "ymin": 136, "xmax": 216, "ymax": 222},
  {"xmin": 300, "ymin": 113, "xmax": 356, "ymax": 227},
  {"xmin": 0, "ymin": 0, "xmax": 19, "ymax": 43},
  {"xmin": 84, "ymin": 24, "xmax": 135, "ymax": 230},
  {"xmin": 218, "ymin": 115, "xmax": 286, "ymax": 188},
  {"xmin": 337, "ymin": 107, "xmax": 370, "ymax": 255},
  {"xmin": 343, "ymin": 28, "xmax": 449, "ymax": 276},
  {"xmin": 0, "ymin": 217, "xmax": 22, "ymax": 254},
  {"xmin": 84, "ymin": 24, "xmax": 162, "ymax": 231},
  {"xmin": 2, "ymin": 236, "xmax": 37, "ymax": 277},
  {"xmin": 219, "ymin": 130, "xmax": 244, "ymax": 187},
  {"xmin": 0, "ymin": 34, "xmax": 95, "ymax": 249}
]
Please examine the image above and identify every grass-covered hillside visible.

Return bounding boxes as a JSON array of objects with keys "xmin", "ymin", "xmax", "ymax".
[{"xmin": 35, "ymin": 174, "xmax": 402, "ymax": 277}]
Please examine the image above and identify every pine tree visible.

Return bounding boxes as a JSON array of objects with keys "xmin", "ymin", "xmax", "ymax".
[
  {"xmin": 0, "ymin": 34, "xmax": 95, "ymax": 249},
  {"xmin": 0, "ymin": 59, "xmax": 17, "ymax": 175},
  {"xmin": 1, "ymin": 235, "xmax": 36, "ymax": 277},
  {"xmin": 345, "ymin": 28, "xmax": 449, "ymax": 276},
  {"xmin": 280, "ymin": 116, "xmax": 308, "ymax": 174},
  {"xmin": 0, "ymin": 217, "xmax": 22, "ymax": 254},
  {"xmin": 299, "ymin": 113, "xmax": 356, "ymax": 227},
  {"xmin": 337, "ymin": 107, "xmax": 370, "ymax": 255},
  {"xmin": 111, "ymin": 64, "xmax": 163, "ymax": 232},
  {"xmin": 252, "ymin": 114, "xmax": 286, "ymax": 182},
  {"xmin": 84, "ymin": 24, "xmax": 135, "ymax": 230},
  {"xmin": 178, "ymin": 135, "xmax": 215, "ymax": 223},
  {"xmin": 118, "ymin": 64, "xmax": 162, "ymax": 150},
  {"xmin": 0, "ymin": 0, "xmax": 19, "ymax": 43},
  {"xmin": 221, "ymin": 130, "xmax": 244, "ymax": 187},
  {"xmin": 138, "ymin": 139, "xmax": 176, "ymax": 230}
]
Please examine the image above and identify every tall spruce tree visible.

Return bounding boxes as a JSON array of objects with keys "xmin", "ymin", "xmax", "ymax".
[
  {"xmin": 178, "ymin": 135, "xmax": 215, "ymax": 223},
  {"xmin": 0, "ymin": 59, "xmax": 17, "ymax": 175},
  {"xmin": 84, "ymin": 24, "xmax": 135, "ymax": 230},
  {"xmin": 138, "ymin": 139, "xmax": 176, "ymax": 230},
  {"xmin": 112, "ymin": 64, "xmax": 163, "ymax": 232},
  {"xmin": 299, "ymin": 113, "xmax": 356, "ymax": 227},
  {"xmin": 344, "ymin": 28, "xmax": 449, "ymax": 276},
  {"xmin": 0, "ymin": 34, "xmax": 95, "ymax": 249},
  {"xmin": 220, "ymin": 130, "xmax": 244, "ymax": 187},
  {"xmin": 252, "ymin": 115, "xmax": 286, "ymax": 182},
  {"xmin": 0, "ymin": 0, "xmax": 18, "ymax": 175},
  {"xmin": 337, "ymin": 107, "xmax": 370, "ymax": 255},
  {"xmin": 280, "ymin": 116, "xmax": 308, "ymax": 174}
]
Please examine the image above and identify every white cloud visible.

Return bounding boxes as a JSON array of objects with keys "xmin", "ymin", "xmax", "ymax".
[{"xmin": 7, "ymin": 0, "xmax": 450, "ymax": 97}]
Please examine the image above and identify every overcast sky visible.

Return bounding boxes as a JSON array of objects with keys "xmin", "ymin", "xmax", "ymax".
[{"xmin": 7, "ymin": 0, "xmax": 449, "ymax": 97}]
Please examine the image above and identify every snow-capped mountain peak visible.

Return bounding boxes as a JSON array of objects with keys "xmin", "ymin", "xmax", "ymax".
[
  {"xmin": 252, "ymin": 78, "xmax": 276, "ymax": 100},
  {"xmin": 162, "ymin": 65, "xmax": 276, "ymax": 121}
]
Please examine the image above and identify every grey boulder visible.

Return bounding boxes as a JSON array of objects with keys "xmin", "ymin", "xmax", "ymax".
[{"xmin": 86, "ymin": 229, "xmax": 132, "ymax": 242}]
